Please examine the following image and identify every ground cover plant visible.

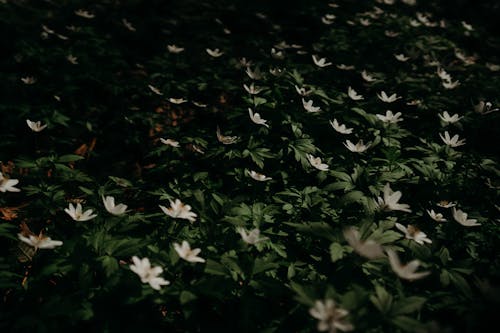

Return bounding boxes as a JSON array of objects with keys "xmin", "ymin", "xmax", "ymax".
[{"xmin": 1, "ymin": 0, "xmax": 499, "ymax": 332}]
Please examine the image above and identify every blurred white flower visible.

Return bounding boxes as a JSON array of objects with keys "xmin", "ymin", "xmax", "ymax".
[
  {"xmin": 360, "ymin": 18, "xmax": 371, "ymax": 26},
  {"xmin": 343, "ymin": 140, "xmax": 370, "ymax": 153},
  {"xmin": 0, "ymin": 172, "xmax": 20, "ymax": 193},
  {"xmin": 18, "ymin": 232, "xmax": 62, "ymax": 250},
  {"xmin": 246, "ymin": 66, "xmax": 263, "ymax": 80},
  {"xmin": 309, "ymin": 299, "xmax": 354, "ymax": 332},
  {"xmin": 206, "ymin": 48, "xmax": 224, "ymax": 57},
  {"xmin": 269, "ymin": 67, "xmax": 284, "ymax": 76},
  {"xmin": 337, "ymin": 64, "xmax": 355, "ymax": 70},
  {"xmin": 21, "ymin": 76, "xmax": 36, "ymax": 85},
  {"xmin": 377, "ymin": 91, "xmax": 401, "ymax": 103},
  {"xmin": 102, "ymin": 195, "xmax": 128, "ymax": 215},
  {"xmin": 302, "ymin": 98, "xmax": 321, "ymax": 113},
  {"xmin": 452, "ymin": 208, "xmax": 480, "ymax": 227},
  {"xmin": 295, "ymin": 85, "xmax": 312, "ymax": 96},
  {"xmin": 375, "ymin": 183, "xmax": 412, "ymax": 213},
  {"xmin": 330, "ymin": 119, "xmax": 353, "ymax": 134},
  {"xmin": 307, "ymin": 154, "xmax": 329, "ymax": 171},
  {"xmin": 167, "ymin": 44, "xmax": 184, "ymax": 54},
  {"xmin": 148, "ymin": 84, "xmax": 163, "ymax": 95},
  {"xmin": 395, "ymin": 223, "xmax": 432, "ymax": 245},
  {"xmin": 461, "ymin": 21, "xmax": 473, "ymax": 31},
  {"xmin": 442, "ymin": 80, "xmax": 460, "ymax": 90},
  {"xmin": 169, "ymin": 98, "xmax": 187, "ymax": 104},
  {"xmin": 236, "ymin": 227, "xmax": 267, "ymax": 244},
  {"xmin": 385, "ymin": 30, "xmax": 399, "ymax": 37},
  {"xmin": 66, "ymin": 54, "xmax": 78, "ymax": 64},
  {"xmin": 129, "ymin": 256, "xmax": 170, "ymax": 290},
  {"xmin": 248, "ymin": 108, "xmax": 269, "ymax": 128},
  {"xmin": 192, "ymin": 101, "xmax": 207, "ymax": 108},
  {"xmin": 174, "ymin": 241, "xmax": 205, "ymax": 263},
  {"xmin": 474, "ymin": 101, "xmax": 499, "ymax": 115},
  {"xmin": 271, "ymin": 48, "xmax": 284, "ymax": 60},
  {"xmin": 248, "ymin": 170, "xmax": 272, "ymax": 181},
  {"xmin": 394, "ymin": 54, "xmax": 410, "ymax": 62},
  {"xmin": 74, "ymin": 9, "xmax": 95, "ymax": 19},
  {"xmin": 376, "ymin": 110, "xmax": 403, "ymax": 123},
  {"xmin": 216, "ymin": 126, "xmax": 239, "ymax": 144},
  {"xmin": 438, "ymin": 111, "xmax": 462, "ymax": 124},
  {"xmin": 361, "ymin": 70, "xmax": 377, "ymax": 82},
  {"xmin": 485, "ymin": 63, "xmax": 500, "ymax": 72},
  {"xmin": 439, "ymin": 131, "xmax": 465, "ymax": 147},
  {"xmin": 26, "ymin": 119, "xmax": 47, "ymax": 132},
  {"xmin": 387, "ymin": 249, "xmax": 430, "ymax": 280},
  {"xmin": 64, "ymin": 203, "xmax": 97, "ymax": 221},
  {"xmin": 312, "ymin": 55, "xmax": 332, "ymax": 68},
  {"xmin": 343, "ymin": 227, "xmax": 385, "ymax": 259},
  {"xmin": 347, "ymin": 87, "xmax": 364, "ymax": 101},
  {"xmin": 122, "ymin": 18, "xmax": 136, "ymax": 32},
  {"xmin": 436, "ymin": 68, "xmax": 451, "ymax": 81},
  {"xmin": 160, "ymin": 138, "xmax": 180, "ymax": 147},
  {"xmin": 159, "ymin": 199, "xmax": 197, "ymax": 223},
  {"xmin": 243, "ymin": 83, "xmax": 263, "ymax": 95},
  {"xmin": 436, "ymin": 200, "xmax": 456, "ymax": 208},
  {"xmin": 427, "ymin": 209, "xmax": 447, "ymax": 222}
]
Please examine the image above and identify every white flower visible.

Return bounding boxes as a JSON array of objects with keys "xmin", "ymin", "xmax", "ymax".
[
  {"xmin": 361, "ymin": 70, "xmax": 377, "ymax": 82},
  {"xmin": 159, "ymin": 199, "xmax": 197, "ymax": 223},
  {"xmin": 395, "ymin": 223, "xmax": 432, "ymax": 245},
  {"xmin": 67, "ymin": 54, "xmax": 78, "ymax": 64},
  {"xmin": 173, "ymin": 241, "xmax": 205, "ymax": 263},
  {"xmin": 442, "ymin": 80, "xmax": 460, "ymax": 89},
  {"xmin": 302, "ymin": 98, "xmax": 321, "ymax": 113},
  {"xmin": 377, "ymin": 91, "xmax": 401, "ymax": 103},
  {"xmin": 216, "ymin": 126, "xmax": 239, "ymax": 144},
  {"xmin": 148, "ymin": 84, "xmax": 163, "ymax": 95},
  {"xmin": 427, "ymin": 209, "xmax": 447, "ymax": 222},
  {"xmin": 269, "ymin": 67, "xmax": 284, "ymax": 76},
  {"xmin": 206, "ymin": 48, "xmax": 224, "ymax": 57},
  {"xmin": 192, "ymin": 101, "xmax": 207, "ymax": 108},
  {"xmin": 236, "ymin": 227, "xmax": 267, "ymax": 244},
  {"xmin": 336, "ymin": 64, "xmax": 355, "ymax": 70},
  {"xmin": 307, "ymin": 154, "xmax": 329, "ymax": 171},
  {"xmin": 64, "ymin": 203, "xmax": 97, "ymax": 221},
  {"xmin": 246, "ymin": 67, "xmax": 263, "ymax": 80},
  {"xmin": 312, "ymin": 55, "xmax": 332, "ymax": 68},
  {"xmin": 122, "ymin": 18, "xmax": 136, "ymax": 31},
  {"xmin": 438, "ymin": 111, "xmax": 462, "ymax": 124},
  {"xmin": 436, "ymin": 200, "xmax": 456, "ymax": 208},
  {"xmin": 387, "ymin": 249, "xmax": 431, "ymax": 280},
  {"xmin": 160, "ymin": 138, "xmax": 180, "ymax": 147},
  {"xmin": 461, "ymin": 21, "xmax": 473, "ymax": 31},
  {"xmin": 474, "ymin": 101, "xmax": 499, "ymax": 115},
  {"xmin": 385, "ymin": 30, "xmax": 399, "ymax": 37},
  {"xmin": 485, "ymin": 63, "xmax": 500, "ymax": 72},
  {"xmin": 376, "ymin": 110, "xmax": 403, "ymax": 123},
  {"xmin": 439, "ymin": 131, "xmax": 466, "ymax": 147},
  {"xmin": 248, "ymin": 108, "xmax": 269, "ymax": 128},
  {"xmin": 102, "ymin": 195, "xmax": 128, "ymax": 216},
  {"xmin": 309, "ymin": 299, "xmax": 354, "ymax": 332},
  {"xmin": 436, "ymin": 68, "xmax": 451, "ymax": 82},
  {"xmin": 243, "ymin": 83, "xmax": 263, "ymax": 95},
  {"xmin": 375, "ymin": 183, "xmax": 412, "ymax": 213},
  {"xmin": 74, "ymin": 9, "xmax": 95, "ymax": 19},
  {"xmin": 21, "ymin": 76, "xmax": 36, "ymax": 85},
  {"xmin": 26, "ymin": 119, "xmax": 47, "ymax": 132},
  {"xmin": 295, "ymin": 85, "xmax": 312, "ymax": 96},
  {"xmin": 248, "ymin": 170, "xmax": 272, "ymax": 181},
  {"xmin": 343, "ymin": 227, "xmax": 385, "ymax": 259},
  {"xmin": 360, "ymin": 18, "xmax": 371, "ymax": 26},
  {"xmin": 0, "ymin": 172, "xmax": 20, "ymax": 193},
  {"xmin": 271, "ymin": 48, "xmax": 284, "ymax": 60},
  {"xmin": 129, "ymin": 256, "xmax": 170, "ymax": 290},
  {"xmin": 167, "ymin": 44, "xmax": 184, "ymax": 53},
  {"xmin": 322, "ymin": 16, "xmax": 335, "ymax": 25},
  {"xmin": 452, "ymin": 208, "xmax": 480, "ymax": 227},
  {"xmin": 394, "ymin": 54, "xmax": 410, "ymax": 62},
  {"xmin": 169, "ymin": 97, "xmax": 187, "ymax": 104},
  {"xmin": 343, "ymin": 140, "xmax": 370, "ymax": 153},
  {"xmin": 18, "ymin": 233, "xmax": 62, "ymax": 250},
  {"xmin": 330, "ymin": 119, "xmax": 353, "ymax": 134},
  {"xmin": 347, "ymin": 87, "xmax": 364, "ymax": 101}
]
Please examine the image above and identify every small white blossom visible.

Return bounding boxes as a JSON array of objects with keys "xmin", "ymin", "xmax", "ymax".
[
  {"xmin": 74, "ymin": 9, "xmax": 95, "ymax": 19},
  {"xmin": 395, "ymin": 223, "xmax": 432, "ymax": 245},
  {"xmin": 21, "ymin": 76, "xmax": 36, "ymax": 85},
  {"xmin": 302, "ymin": 98, "xmax": 321, "ymax": 113},
  {"xmin": 102, "ymin": 195, "xmax": 128, "ymax": 215},
  {"xmin": 347, "ymin": 87, "xmax": 364, "ymax": 101},
  {"xmin": 427, "ymin": 209, "xmax": 447, "ymax": 222},
  {"xmin": 436, "ymin": 200, "xmax": 456, "ymax": 208},
  {"xmin": 216, "ymin": 126, "xmax": 239, "ymax": 144},
  {"xmin": 438, "ymin": 111, "xmax": 462, "ymax": 124},
  {"xmin": 169, "ymin": 97, "xmax": 187, "ymax": 104},
  {"xmin": 246, "ymin": 66, "xmax": 263, "ymax": 80},
  {"xmin": 122, "ymin": 18, "xmax": 136, "ymax": 31},
  {"xmin": 394, "ymin": 54, "xmax": 410, "ymax": 62},
  {"xmin": 375, "ymin": 183, "xmax": 412, "ymax": 213},
  {"xmin": 442, "ymin": 80, "xmax": 460, "ymax": 90},
  {"xmin": 361, "ymin": 70, "xmax": 377, "ymax": 82},
  {"xmin": 159, "ymin": 199, "xmax": 197, "ymax": 223},
  {"xmin": 66, "ymin": 54, "xmax": 78, "ymax": 64},
  {"xmin": 376, "ymin": 110, "xmax": 403, "ymax": 123},
  {"xmin": 0, "ymin": 172, "xmax": 20, "ymax": 193},
  {"xmin": 377, "ymin": 91, "xmax": 401, "ymax": 103},
  {"xmin": 26, "ymin": 119, "xmax": 47, "ymax": 132},
  {"xmin": 243, "ymin": 83, "xmax": 263, "ymax": 95},
  {"xmin": 387, "ymin": 249, "xmax": 431, "ymax": 280},
  {"xmin": 236, "ymin": 227, "xmax": 267, "ymax": 244},
  {"xmin": 439, "ymin": 131, "xmax": 466, "ymax": 147},
  {"xmin": 307, "ymin": 154, "xmax": 329, "ymax": 171},
  {"xmin": 206, "ymin": 48, "xmax": 224, "ymax": 57},
  {"xmin": 148, "ymin": 84, "xmax": 163, "ymax": 95},
  {"xmin": 436, "ymin": 68, "xmax": 451, "ymax": 82},
  {"xmin": 160, "ymin": 138, "xmax": 180, "ymax": 147},
  {"xmin": 474, "ymin": 101, "xmax": 499, "ymax": 115},
  {"xmin": 129, "ymin": 256, "xmax": 170, "ymax": 290},
  {"xmin": 295, "ymin": 85, "xmax": 312, "ymax": 96},
  {"xmin": 452, "ymin": 208, "xmax": 480, "ymax": 227},
  {"xmin": 309, "ymin": 299, "xmax": 354, "ymax": 332},
  {"xmin": 336, "ymin": 64, "xmax": 355, "ymax": 70},
  {"xmin": 167, "ymin": 44, "xmax": 185, "ymax": 54},
  {"xmin": 174, "ymin": 241, "xmax": 205, "ymax": 263},
  {"xmin": 330, "ymin": 119, "xmax": 353, "ymax": 134},
  {"xmin": 248, "ymin": 170, "xmax": 272, "ymax": 181},
  {"xmin": 343, "ymin": 140, "xmax": 370, "ymax": 153},
  {"xmin": 271, "ymin": 48, "xmax": 284, "ymax": 60},
  {"xmin": 248, "ymin": 108, "xmax": 269, "ymax": 128},
  {"xmin": 312, "ymin": 55, "xmax": 332, "ymax": 68},
  {"xmin": 18, "ymin": 232, "xmax": 62, "ymax": 250},
  {"xmin": 64, "ymin": 203, "xmax": 97, "ymax": 221},
  {"xmin": 343, "ymin": 227, "xmax": 385, "ymax": 259}
]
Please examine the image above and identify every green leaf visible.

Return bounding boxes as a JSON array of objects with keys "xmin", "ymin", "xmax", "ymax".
[
  {"xmin": 57, "ymin": 154, "xmax": 84, "ymax": 163},
  {"xmin": 392, "ymin": 296, "xmax": 426, "ymax": 316},
  {"xmin": 329, "ymin": 242, "xmax": 345, "ymax": 263},
  {"xmin": 180, "ymin": 290, "xmax": 198, "ymax": 304}
]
